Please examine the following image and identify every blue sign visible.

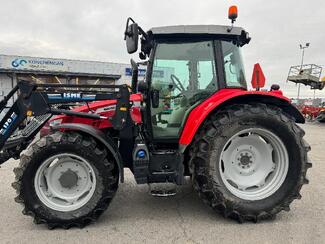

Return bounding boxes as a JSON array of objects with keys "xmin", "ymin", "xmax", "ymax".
[
  {"xmin": 125, "ymin": 68, "xmax": 165, "ymax": 78},
  {"xmin": 153, "ymin": 70, "xmax": 164, "ymax": 78},
  {"xmin": 125, "ymin": 68, "xmax": 146, "ymax": 77}
]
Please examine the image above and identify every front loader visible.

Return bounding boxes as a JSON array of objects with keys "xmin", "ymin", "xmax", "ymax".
[{"xmin": 0, "ymin": 6, "xmax": 311, "ymax": 229}]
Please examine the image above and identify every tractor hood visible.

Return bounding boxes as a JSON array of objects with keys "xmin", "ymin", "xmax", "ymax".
[{"xmin": 44, "ymin": 93, "xmax": 143, "ymax": 130}]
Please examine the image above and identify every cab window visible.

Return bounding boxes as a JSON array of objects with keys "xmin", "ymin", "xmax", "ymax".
[{"xmin": 222, "ymin": 41, "xmax": 246, "ymax": 88}]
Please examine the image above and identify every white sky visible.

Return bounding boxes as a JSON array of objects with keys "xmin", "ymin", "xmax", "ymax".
[{"xmin": 0, "ymin": 0, "xmax": 324, "ymax": 98}]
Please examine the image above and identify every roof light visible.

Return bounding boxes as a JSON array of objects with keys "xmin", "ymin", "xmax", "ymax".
[{"xmin": 228, "ymin": 5, "xmax": 238, "ymax": 23}]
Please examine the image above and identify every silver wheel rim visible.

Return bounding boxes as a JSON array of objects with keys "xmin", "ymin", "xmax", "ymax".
[
  {"xmin": 34, "ymin": 153, "xmax": 97, "ymax": 212},
  {"xmin": 219, "ymin": 128, "xmax": 289, "ymax": 201}
]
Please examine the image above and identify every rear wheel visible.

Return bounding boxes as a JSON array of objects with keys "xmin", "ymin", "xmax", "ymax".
[
  {"xmin": 190, "ymin": 103, "xmax": 311, "ymax": 222},
  {"xmin": 219, "ymin": 127, "xmax": 289, "ymax": 201},
  {"xmin": 12, "ymin": 131, "xmax": 118, "ymax": 229}
]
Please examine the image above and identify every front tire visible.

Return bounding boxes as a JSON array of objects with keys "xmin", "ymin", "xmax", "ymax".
[
  {"xmin": 12, "ymin": 131, "xmax": 118, "ymax": 229},
  {"xmin": 190, "ymin": 103, "xmax": 311, "ymax": 222}
]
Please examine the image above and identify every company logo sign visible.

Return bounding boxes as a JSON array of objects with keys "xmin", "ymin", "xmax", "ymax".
[
  {"xmin": 11, "ymin": 58, "xmax": 64, "ymax": 69},
  {"xmin": 63, "ymin": 93, "xmax": 81, "ymax": 99},
  {"xmin": 11, "ymin": 59, "xmax": 27, "ymax": 68},
  {"xmin": 47, "ymin": 93, "xmax": 96, "ymax": 101}
]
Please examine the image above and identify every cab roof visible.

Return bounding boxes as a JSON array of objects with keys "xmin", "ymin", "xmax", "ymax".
[{"xmin": 148, "ymin": 25, "xmax": 250, "ymax": 46}]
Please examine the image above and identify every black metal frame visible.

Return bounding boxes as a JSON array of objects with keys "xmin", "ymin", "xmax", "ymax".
[{"xmin": 0, "ymin": 80, "xmax": 131, "ymax": 165}]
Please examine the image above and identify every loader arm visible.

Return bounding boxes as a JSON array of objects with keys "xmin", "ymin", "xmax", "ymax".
[{"xmin": 0, "ymin": 80, "xmax": 131, "ymax": 165}]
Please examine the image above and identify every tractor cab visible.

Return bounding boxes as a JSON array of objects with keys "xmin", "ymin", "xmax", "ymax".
[{"xmin": 124, "ymin": 18, "xmax": 251, "ymax": 142}]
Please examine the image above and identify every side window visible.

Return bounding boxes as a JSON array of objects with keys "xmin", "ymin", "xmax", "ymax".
[{"xmin": 222, "ymin": 41, "xmax": 246, "ymax": 88}]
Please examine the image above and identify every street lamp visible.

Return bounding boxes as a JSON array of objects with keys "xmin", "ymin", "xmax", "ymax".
[{"xmin": 297, "ymin": 43, "xmax": 310, "ymax": 100}]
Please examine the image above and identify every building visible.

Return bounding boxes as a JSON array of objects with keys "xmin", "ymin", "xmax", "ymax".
[
  {"xmin": 0, "ymin": 54, "xmax": 176, "ymax": 106},
  {"xmin": 0, "ymin": 54, "xmax": 143, "ymax": 102}
]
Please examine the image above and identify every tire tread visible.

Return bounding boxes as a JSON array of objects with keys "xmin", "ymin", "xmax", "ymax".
[
  {"xmin": 12, "ymin": 131, "xmax": 118, "ymax": 229},
  {"xmin": 189, "ymin": 103, "xmax": 310, "ymax": 223}
]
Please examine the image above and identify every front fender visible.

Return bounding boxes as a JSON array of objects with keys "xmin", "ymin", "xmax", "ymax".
[
  {"xmin": 179, "ymin": 89, "xmax": 304, "ymax": 148},
  {"xmin": 52, "ymin": 123, "xmax": 124, "ymax": 182}
]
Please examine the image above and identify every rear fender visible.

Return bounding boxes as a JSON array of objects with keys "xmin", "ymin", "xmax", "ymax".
[
  {"xmin": 52, "ymin": 123, "xmax": 124, "ymax": 182},
  {"xmin": 179, "ymin": 89, "xmax": 304, "ymax": 150}
]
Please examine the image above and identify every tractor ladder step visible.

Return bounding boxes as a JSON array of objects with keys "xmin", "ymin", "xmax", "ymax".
[{"xmin": 149, "ymin": 183, "xmax": 177, "ymax": 197}]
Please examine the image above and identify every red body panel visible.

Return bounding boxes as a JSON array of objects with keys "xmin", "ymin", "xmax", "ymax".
[
  {"xmin": 41, "ymin": 94, "xmax": 143, "ymax": 136},
  {"xmin": 179, "ymin": 89, "xmax": 289, "ymax": 146}
]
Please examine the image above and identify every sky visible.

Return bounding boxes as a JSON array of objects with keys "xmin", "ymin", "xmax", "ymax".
[{"xmin": 0, "ymin": 0, "xmax": 324, "ymax": 98}]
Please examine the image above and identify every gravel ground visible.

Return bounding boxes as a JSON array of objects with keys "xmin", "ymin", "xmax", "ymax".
[{"xmin": 0, "ymin": 122, "xmax": 324, "ymax": 244}]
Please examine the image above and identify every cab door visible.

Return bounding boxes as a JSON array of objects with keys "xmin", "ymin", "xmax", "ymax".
[{"xmin": 149, "ymin": 41, "xmax": 218, "ymax": 140}]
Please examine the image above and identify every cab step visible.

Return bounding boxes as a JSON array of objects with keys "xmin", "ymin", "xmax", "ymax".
[{"xmin": 149, "ymin": 183, "xmax": 177, "ymax": 197}]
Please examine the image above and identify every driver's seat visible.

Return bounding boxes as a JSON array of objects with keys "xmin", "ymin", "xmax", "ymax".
[{"xmin": 167, "ymin": 96, "xmax": 188, "ymax": 127}]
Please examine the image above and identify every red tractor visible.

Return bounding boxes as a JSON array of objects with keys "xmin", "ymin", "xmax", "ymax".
[
  {"xmin": 0, "ymin": 7, "xmax": 311, "ymax": 229},
  {"xmin": 301, "ymin": 104, "xmax": 321, "ymax": 121}
]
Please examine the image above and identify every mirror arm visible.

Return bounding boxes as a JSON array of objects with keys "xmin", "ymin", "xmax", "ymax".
[
  {"xmin": 138, "ymin": 26, "xmax": 148, "ymax": 40},
  {"xmin": 124, "ymin": 17, "xmax": 136, "ymax": 40},
  {"xmin": 131, "ymin": 59, "xmax": 139, "ymax": 93},
  {"xmin": 124, "ymin": 18, "xmax": 147, "ymax": 41}
]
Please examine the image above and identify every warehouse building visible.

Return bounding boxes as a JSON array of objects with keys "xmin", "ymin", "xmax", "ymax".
[{"xmin": 0, "ymin": 54, "xmax": 148, "ymax": 102}]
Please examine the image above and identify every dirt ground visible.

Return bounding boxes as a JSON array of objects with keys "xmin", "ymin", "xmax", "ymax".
[{"xmin": 0, "ymin": 122, "xmax": 324, "ymax": 244}]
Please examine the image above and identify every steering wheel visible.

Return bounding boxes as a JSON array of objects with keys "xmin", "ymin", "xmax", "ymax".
[
  {"xmin": 170, "ymin": 74, "xmax": 209, "ymax": 106},
  {"xmin": 170, "ymin": 74, "xmax": 186, "ymax": 92}
]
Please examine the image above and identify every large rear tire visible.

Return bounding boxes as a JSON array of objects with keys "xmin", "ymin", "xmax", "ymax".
[
  {"xmin": 12, "ymin": 131, "xmax": 118, "ymax": 229},
  {"xmin": 190, "ymin": 103, "xmax": 311, "ymax": 222}
]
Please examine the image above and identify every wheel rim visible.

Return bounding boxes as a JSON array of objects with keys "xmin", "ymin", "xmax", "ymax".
[
  {"xmin": 219, "ymin": 128, "xmax": 289, "ymax": 201},
  {"xmin": 34, "ymin": 153, "xmax": 97, "ymax": 212}
]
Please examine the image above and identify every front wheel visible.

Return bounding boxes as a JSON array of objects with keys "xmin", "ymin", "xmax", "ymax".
[
  {"xmin": 190, "ymin": 103, "xmax": 311, "ymax": 222},
  {"xmin": 12, "ymin": 131, "xmax": 118, "ymax": 229}
]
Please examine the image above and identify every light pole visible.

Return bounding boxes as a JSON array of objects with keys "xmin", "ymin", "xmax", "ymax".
[{"xmin": 297, "ymin": 43, "xmax": 310, "ymax": 100}]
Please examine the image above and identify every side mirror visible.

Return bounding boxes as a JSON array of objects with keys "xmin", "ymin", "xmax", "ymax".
[
  {"xmin": 130, "ymin": 59, "xmax": 138, "ymax": 93},
  {"xmin": 251, "ymin": 63, "xmax": 266, "ymax": 91},
  {"xmin": 125, "ymin": 22, "xmax": 139, "ymax": 54},
  {"xmin": 151, "ymin": 90, "xmax": 160, "ymax": 108}
]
